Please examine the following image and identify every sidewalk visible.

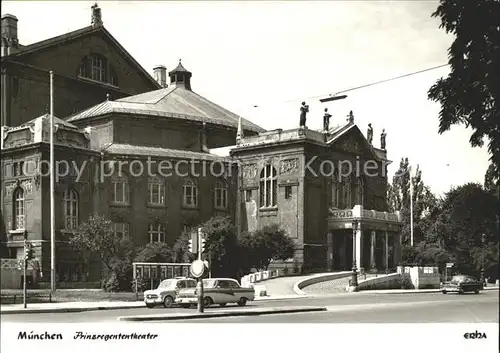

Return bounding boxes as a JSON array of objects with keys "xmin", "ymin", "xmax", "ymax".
[
  {"xmin": 118, "ymin": 306, "xmax": 326, "ymax": 321},
  {"xmin": 0, "ymin": 294, "xmax": 310, "ymax": 315}
]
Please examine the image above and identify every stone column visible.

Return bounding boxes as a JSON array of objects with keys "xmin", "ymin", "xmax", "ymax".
[
  {"xmin": 355, "ymin": 224, "xmax": 363, "ymax": 272},
  {"xmin": 326, "ymin": 231, "xmax": 333, "ymax": 271},
  {"xmin": 393, "ymin": 231, "xmax": 402, "ymax": 266},
  {"xmin": 370, "ymin": 230, "xmax": 376, "ymax": 270}
]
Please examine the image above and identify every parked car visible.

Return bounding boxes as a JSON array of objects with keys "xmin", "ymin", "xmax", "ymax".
[
  {"xmin": 441, "ymin": 275, "xmax": 483, "ymax": 294},
  {"xmin": 175, "ymin": 278, "xmax": 255, "ymax": 308},
  {"xmin": 143, "ymin": 277, "xmax": 197, "ymax": 308}
]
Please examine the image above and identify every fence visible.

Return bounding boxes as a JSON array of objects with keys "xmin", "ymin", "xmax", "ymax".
[{"xmin": 132, "ymin": 262, "xmax": 192, "ymax": 290}]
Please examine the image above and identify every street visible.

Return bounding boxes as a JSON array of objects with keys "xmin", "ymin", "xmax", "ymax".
[{"xmin": 1, "ymin": 291, "xmax": 498, "ymax": 323}]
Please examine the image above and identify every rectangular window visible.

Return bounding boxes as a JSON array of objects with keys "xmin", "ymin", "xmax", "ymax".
[
  {"xmin": 148, "ymin": 182, "xmax": 165, "ymax": 205},
  {"xmin": 13, "ymin": 162, "xmax": 24, "ymax": 176},
  {"xmin": 91, "ymin": 56, "xmax": 105, "ymax": 82},
  {"xmin": 215, "ymin": 188, "xmax": 228, "ymax": 209},
  {"xmin": 113, "ymin": 223, "xmax": 129, "ymax": 238},
  {"xmin": 285, "ymin": 186, "xmax": 292, "ymax": 199},
  {"xmin": 112, "ymin": 182, "xmax": 129, "ymax": 204},
  {"xmin": 148, "ymin": 223, "xmax": 166, "ymax": 243}
]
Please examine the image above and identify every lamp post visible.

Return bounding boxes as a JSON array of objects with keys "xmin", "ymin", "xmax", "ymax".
[
  {"xmin": 349, "ymin": 220, "xmax": 359, "ymax": 292},
  {"xmin": 480, "ymin": 233, "xmax": 485, "ymax": 286}
]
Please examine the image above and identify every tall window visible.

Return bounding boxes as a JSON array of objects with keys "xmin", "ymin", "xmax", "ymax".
[
  {"xmin": 342, "ymin": 176, "xmax": 352, "ymax": 209},
  {"xmin": 113, "ymin": 223, "xmax": 129, "ymax": 238},
  {"xmin": 214, "ymin": 179, "xmax": 228, "ymax": 209},
  {"xmin": 112, "ymin": 174, "xmax": 129, "ymax": 204},
  {"xmin": 148, "ymin": 223, "xmax": 166, "ymax": 243},
  {"xmin": 63, "ymin": 189, "xmax": 78, "ymax": 230},
  {"xmin": 331, "ymin": 173, "xmax": 340, "ymax": 209},
  {"xmin": 148, "ymin": 178, "xmax": 165, "ymax": 205},
  {"xmin": 91, "ymin": 55, "xmax": 105, "ymax": 82},
  {"xmin": 358, "ymin": 177, "xmax": 364, "ymax": 207},
  {"xmin": 183, "ymin": 178, "xmax": 198, "ymax": 207},
  {"xmin": 259, "ymin": 164, "xmax": 277, "ymax": 208},
  {"xmin": 13, "ymin": 187, "xmax": 25, "ymax": 230}
]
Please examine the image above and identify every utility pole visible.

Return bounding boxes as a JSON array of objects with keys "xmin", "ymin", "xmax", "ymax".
[
  {"xmin": 23, "ymin": 238, "xmax": 27, "ymax": 309},
  {"xmin": 195, "ymin": 228, "xmax": 205, "ymax": 314},
  {"xmin": 50, "ymin": 70, "xmax": 56, "ymax": 293}
]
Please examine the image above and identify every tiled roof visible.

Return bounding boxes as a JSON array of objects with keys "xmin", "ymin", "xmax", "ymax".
[
  {"xmin": 103, "ymin": 143, "xmax": 232, "ymax": 162},
  {"xmin": 66, "ymin": 86, "xmax": 265, "ymax": 133}
]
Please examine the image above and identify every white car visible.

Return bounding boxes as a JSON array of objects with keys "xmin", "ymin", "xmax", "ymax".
[
  {"xmin": 143, "ymin": 277, "xmax": 197, "ymax": 308},
  {"xmin": 175, "ymin": 278, "xmax": 255, "ymax": 308}
]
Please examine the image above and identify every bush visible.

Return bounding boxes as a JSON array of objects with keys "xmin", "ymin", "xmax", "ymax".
[{"xmin": 131, "ymin": 277, "xmax": 149, "ymax": 292}]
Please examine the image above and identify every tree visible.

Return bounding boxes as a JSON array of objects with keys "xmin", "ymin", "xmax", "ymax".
[
  {"xmin": 172, "ymin": 229, "xmax": 196, "ymax": 263},
  {"xmin": 429, "ymin": 183, "xmax": 499, "ymax": 277},
  {"xmin": 240, "ymin": 224, "xmax": 295, "ymax": 271},
  {"xmin": 70, "ymin": 213, "xmax": 135, "ymax": 291},
  {"xmin": 484, "ymin": 163, "xmax": 499, "ymax": 194},
  {"xmin": 134, "ymin": 242, "xmax": 173, "ymax": 263},
  {"xmin": 428, "ymin": 0, "xmax": 500, "ymax": 177},
  {"xmin": 388, "ymin": 158, "xmax": 438, "ymax": 245}
]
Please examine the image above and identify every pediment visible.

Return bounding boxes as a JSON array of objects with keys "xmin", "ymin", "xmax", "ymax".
[{"xmin": 329, "ymin": 125, "xmax": 378, "ymax": 159}]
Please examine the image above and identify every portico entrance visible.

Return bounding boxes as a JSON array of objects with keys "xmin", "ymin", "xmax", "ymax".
[{"xmin": 326, "ymin": 205, "xmax": 402, "ymax": 272}]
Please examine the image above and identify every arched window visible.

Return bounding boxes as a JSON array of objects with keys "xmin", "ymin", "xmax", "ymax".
[
  {"xmin": 13, "ymin": 187, "xmax": 25, "ymax": 230},
  {"xmin": 259, "ymin": 164, "xmax": 277, "ymax": 208},
  {"xmin": 64, "ymin": 189, "xmax": 78, "ymax": 230},
  {"xmin": 91, "ymin": 54, "xmax": 105, "ymax": 82},
  {"xmin": 214, "ymin": 179, "xmax": 228, "ymax": 209},
  {"xmin": 78, "ymin": 54, "xmax": 118, "ymax": 86},
  {"xmin": 183, "ymin": 178, "xmax": 198, "ymax": 207},
  {"xmin": 331, "ymin": 172, "xmax": 340, "ymax": 209}
]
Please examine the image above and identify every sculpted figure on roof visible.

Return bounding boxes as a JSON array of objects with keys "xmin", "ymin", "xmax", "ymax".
[{"xmin": 300, "ymin": 102, "xmax": 309, "ymax": 128}]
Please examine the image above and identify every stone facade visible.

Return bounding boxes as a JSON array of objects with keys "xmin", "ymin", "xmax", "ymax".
[{"xmin": 232, "ymin": 125, "xmax": 402, "ymax": 274}]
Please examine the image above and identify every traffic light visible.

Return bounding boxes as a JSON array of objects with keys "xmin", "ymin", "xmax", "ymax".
[
  {"xmin": 198, "ymin": 227, "xmax": 206, "ymax": 254},
  {"xmin": 25, "ymin": 242, "xmax": 34, "ymax": 261},
  {"xmin": 188, "ymin": 232, "xmax": 198, "ymax": 254}
]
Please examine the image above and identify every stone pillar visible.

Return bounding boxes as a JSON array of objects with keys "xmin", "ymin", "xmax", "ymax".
[
  {"xmin": 355, "ymin": 224, "xmax": 363, "ymax": 271},
  {"xmin": 326, "ymin": 231, "xmax": 333, "ymax": 271},
  {"xmin": 393, "ymin": 231, "xmax": 402, "ymax": 266},
  {"xmin": 370, "ymin": 230, "xmax": 376, "ymax": 270}
]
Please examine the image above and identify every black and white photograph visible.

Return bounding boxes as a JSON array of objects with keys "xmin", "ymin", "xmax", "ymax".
[{"xmin": 0, "ymin": 1, "xmax": 498, "ymax": 352}]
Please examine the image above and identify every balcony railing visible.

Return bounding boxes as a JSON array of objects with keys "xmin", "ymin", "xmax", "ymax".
[{"xmin": 329, "ymin": 205, "xmax": 400, "ymax": 222}]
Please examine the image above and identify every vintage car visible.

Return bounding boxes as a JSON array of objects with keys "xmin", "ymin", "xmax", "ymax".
[
  {"xmin": 175, "ymin": 278, "xmax": 255, "ymax": 308},
  {"xmin": 441, "ymin": 275, "xmax": 483, "ymax": 294},
  {"xmin": 143, "ymin": 277, "xmax": 197, "ymax": 308}
]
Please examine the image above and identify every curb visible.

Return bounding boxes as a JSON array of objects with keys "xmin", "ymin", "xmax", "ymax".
[
  {"xmin": 118, "ymin": 306, "xmax": 327, "ymax": 321},
  {"xmin": 293, "ymin": 272, "xmax": 352, "ymax": 295},
  {"xmin": 255, "ymin": 295, "xmax": 312, "ymax": 301},
  {"xmin": 358, "ymin": 287, "xmax": 499, "ymax": 295},
  {"xmin": 0, "ymin": 303, "xmax": 145, "ymax": 315}
]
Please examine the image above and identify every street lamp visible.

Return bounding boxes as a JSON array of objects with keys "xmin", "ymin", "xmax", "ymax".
[{"xmin": 349, "ymin": 220, "xmax": 359, "ymax": 292}]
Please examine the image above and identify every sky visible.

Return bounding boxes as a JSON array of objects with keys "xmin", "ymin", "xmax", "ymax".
[{"xmin": 2, "ymin": 0, "xmax": 491, "ymax": 196}]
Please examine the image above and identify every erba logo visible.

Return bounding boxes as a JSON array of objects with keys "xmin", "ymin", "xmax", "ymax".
[{"xmin": 463, "ymin": 331, "xmax": 487, "ymax": 339}]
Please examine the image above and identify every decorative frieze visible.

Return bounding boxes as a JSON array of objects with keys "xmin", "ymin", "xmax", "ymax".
[
  {"xmin": 5, "ymin": 182, "xmax": 17, "ymax": 197},
  {"xmin": 21, "ymin": 179, "xmax": 33, "ymax": 194},
  {"xmin": 279, "ymin": 158, "xmax": 299, "ymax": 175},
  {"xmin": 242, "ymin": 164, "xmax": 257, "ymax": 179}
]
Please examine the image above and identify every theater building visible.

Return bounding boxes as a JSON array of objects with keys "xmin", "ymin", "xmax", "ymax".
[{"xmin": 1, "ymin": 5, "xmax": 401, "ymax": 288}]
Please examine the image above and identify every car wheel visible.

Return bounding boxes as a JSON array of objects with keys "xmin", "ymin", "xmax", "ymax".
[
  {"xmin": 458, "ymin": 289, "xmax": 464, "ymax": 295},
  {"xmin": 219, "ymin": 303, "xmax": 227, "ymax": 307},
  {"xmin": 163, "ymin": 296, "xmax": 174, "ymax": 308},
  {"xmin": 442, "ymin": 290, "xmax": 447, "ymax": 294},
  {"xmin": 146, "ymin": 303, "xmax": 155, "ymax": 309},
  {"xmin": 203, "ymin": 297, "xmax": 213, "ymax": 308},
  {"xmin": 237, "ymin": 297, "xmax": 247, "ymax": 307},
  {"xmin": 474, "ymin": 289, "xmax": 479, "ymax": 294}
]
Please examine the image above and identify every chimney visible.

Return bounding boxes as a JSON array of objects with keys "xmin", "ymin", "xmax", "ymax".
[
  {"xmin": 153, "ymin": 65, "xmax": 168, "ymax": 88},
  {"xmin": 1, "ymin": 14, "xmax": 19, "ymax": 56}
]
